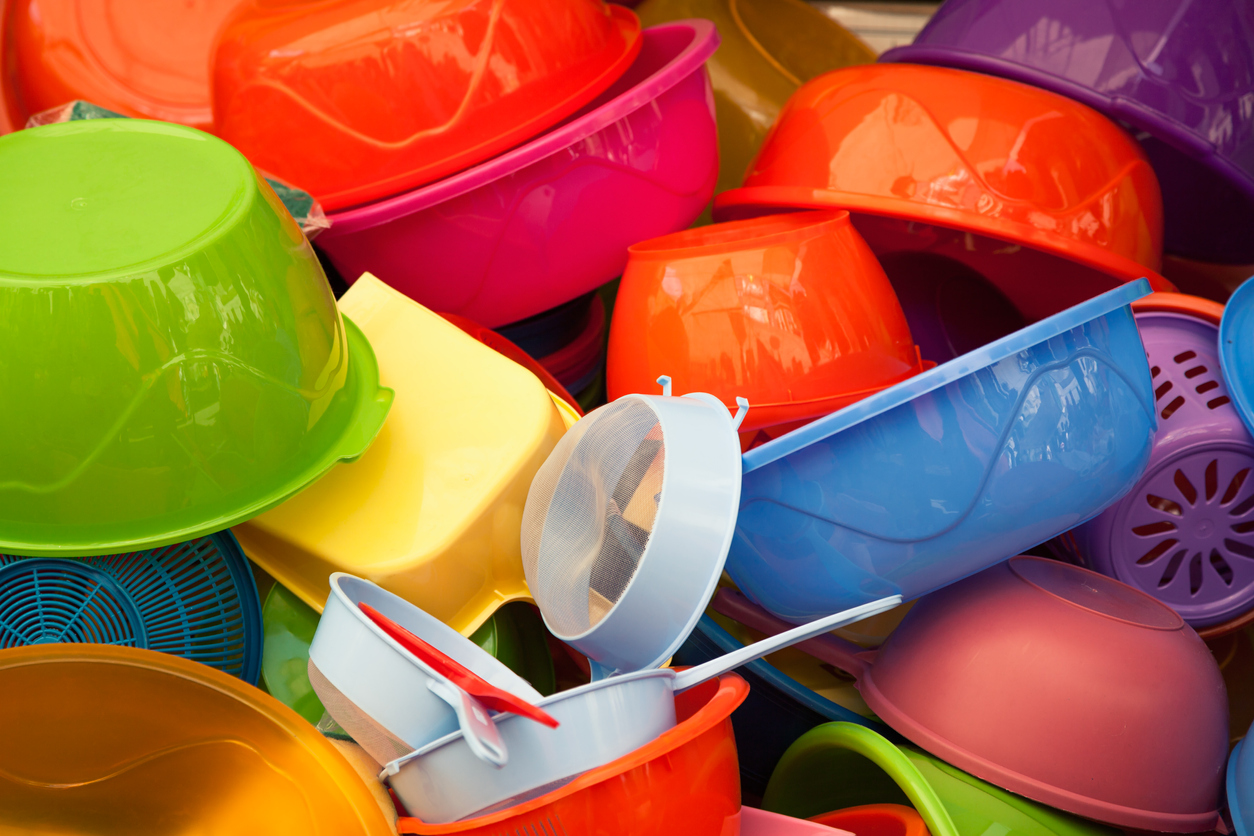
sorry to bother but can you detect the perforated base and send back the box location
[0,534,262,681]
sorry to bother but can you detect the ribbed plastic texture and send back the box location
[0,533,262,682]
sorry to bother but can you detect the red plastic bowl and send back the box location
[394,674,747,836]
[213,0,641,211]
[7,0,244,129]
[714,64,1174,342]
[853,557,1227,832]
[608,211,926,438]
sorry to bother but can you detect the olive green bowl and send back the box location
[0,119,392,555]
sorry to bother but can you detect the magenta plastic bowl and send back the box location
[315,20,719,328]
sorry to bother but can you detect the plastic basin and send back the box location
[0,119,392,556]
[728,280,1157,622]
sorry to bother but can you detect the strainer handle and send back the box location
[712,588,875,677]
[671,594,902,692]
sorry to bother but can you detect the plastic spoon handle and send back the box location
[671,594,902,692]
[712,588,874,678]
[426,679,507,768]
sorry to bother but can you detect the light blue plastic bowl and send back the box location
[728,280,1157,622]
[1220,277,1254,441]
[1229,731,1253,836]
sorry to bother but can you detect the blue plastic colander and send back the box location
[0,532,262,682]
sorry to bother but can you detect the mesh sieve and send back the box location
[308,659,413,765]
[521,398,665,639]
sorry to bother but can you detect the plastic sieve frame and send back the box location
[533,388,745,676]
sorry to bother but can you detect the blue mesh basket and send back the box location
[0,532,262,682]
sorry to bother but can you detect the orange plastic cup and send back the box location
[715,64,1173,329]
[6,0,245,129]
[608,211,926,440]
[395,674,748,836]
[213,0,642,211]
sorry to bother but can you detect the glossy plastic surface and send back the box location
[394,675,746,835]
[742,806,853,836]
[1221,279,1254,442]
[0,532,262,682]
[881,0,1254,264]
[635,0,874,194]
[262,582,327,723]
[0,644,396,835]
[7,0,243,129]
[0,120,392,556]
[765,722,1121,836]
[1072,296,1254,627]
[810,805,930,836]
[850,557,1227,832]
[728,281,1156,622]
[714,64,1172,324]
[235,274,565,632]
[316,20,718,326]
[213,0,641,211]
[440,311,583,415]
[673,612,885,800]
[1231,724,1254,836]
[609,211,925,437]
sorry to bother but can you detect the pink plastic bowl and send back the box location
[316,20,719,328]
[848,557,1228,832]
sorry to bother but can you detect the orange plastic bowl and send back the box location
[213,0,642,211]
[714,64,1173,333]
[0,644,396,835]
[812,804,931,836]
[395,673,748,836]
[6,0,245,129]
[608,211,926,438]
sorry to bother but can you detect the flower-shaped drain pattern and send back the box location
[1123,454,1254,609]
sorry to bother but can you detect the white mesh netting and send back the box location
[521,398,665,639]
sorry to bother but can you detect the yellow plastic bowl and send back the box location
[636,0,875,195]
[0,644,395,835]
[234,274,569,634]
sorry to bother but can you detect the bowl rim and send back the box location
[323,19,720,235]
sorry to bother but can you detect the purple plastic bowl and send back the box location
[1073,308,1254,627]
[316,20,719,328]
[880,0,1254,265]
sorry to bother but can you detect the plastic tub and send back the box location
[1069,293,1254,628]
[315,20,719,327]
[233,274,568,633]
[213,0,641,211]
[393,675,746,835]
[728,280,1156,623]
[673,613,886,801]
[880,0,1254,266]
[609,211,926,440]
[6,0,243,129]
[0,119,392,556]
[714,64,1173,344]
[1220,279,1254,442]
[635,0,875,194]
[766,722,1122,836]
[0,644,396,835]
[0,532,262,682]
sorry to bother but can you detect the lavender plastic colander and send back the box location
[1073,309,1254,627]
[880,0,1254,265]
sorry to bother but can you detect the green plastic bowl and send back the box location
[764,723,1122,836]
[0,119,392,555]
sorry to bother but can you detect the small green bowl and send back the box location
[765,723,1122,836]
[0,119,392,555]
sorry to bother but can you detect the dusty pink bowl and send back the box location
[316,20,719,328]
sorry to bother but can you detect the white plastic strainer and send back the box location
[521,378,747,675]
